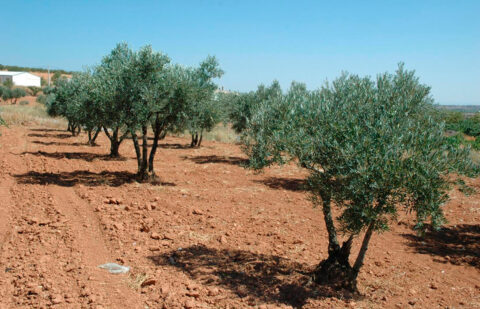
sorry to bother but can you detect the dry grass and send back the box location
[203,124,239,144]
[127,273,149,290]
[470,149,480,164]
[174,124,239,144]
[0,104,67,128]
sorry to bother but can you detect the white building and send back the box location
[0,71,41,87]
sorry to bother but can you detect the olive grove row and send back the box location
[45,43,225,181]
[44,44,478,291]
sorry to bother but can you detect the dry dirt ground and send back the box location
[0,125,479,309]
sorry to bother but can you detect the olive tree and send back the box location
[70,71,103,145]
[46,78,83,135]
[184,56,224,147]
[2,88,27,104]
[228,81,282,133]
[242,65,476,291]
[94,43,138,156]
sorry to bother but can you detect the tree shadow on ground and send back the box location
[31,140,99,147]
[14,170,176,187]
[157,143,191,149]
[28,133,73,139]
[29,128,66,133]
[255,177,308,192]
[21,151,125,162]
[182,155,248,166]
[149,245,354,308]
[403,224,480,269]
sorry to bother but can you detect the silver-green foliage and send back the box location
[242,64,476,284]
[184,56,224,147]
[228,81,282,134]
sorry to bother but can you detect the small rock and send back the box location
[163,233,175,240]
[218,235,227,244]
[160,285,170,295]
[186,283,198,290]
[184,300,195,309]
[151,232,161,240]
[186,291,200,298]
[88,295,97,303]
[207,287,219,296]
[236,286,248,297]
[51,294,63,304]
[430,283,438,290]
[192,209,203,215]
[113,223,122,230]
[141,278,157,287]
[28,285,42,295]
[28,217,38,225]
[408,300,416,306]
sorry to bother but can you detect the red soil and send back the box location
[0,125,479,309]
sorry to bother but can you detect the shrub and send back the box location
[36,94,47,104]
[19,100,29,106]
[28,86,42,96]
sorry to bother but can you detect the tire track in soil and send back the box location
[48,185,144,309]
[0,127,144,309]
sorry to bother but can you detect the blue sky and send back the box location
[2,0,479,104]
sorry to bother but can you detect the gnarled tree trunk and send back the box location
[87,127,101,146]
[311,195,376,292]
[131,114,165,182]
[103,126,128,157]
[190,130,203,148]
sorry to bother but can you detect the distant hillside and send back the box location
[437,105,480,114]
[0,64,74,75]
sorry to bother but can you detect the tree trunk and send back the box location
[133,116,164,183]
[110,140,120,157]
[190,132,198,147]
[91,128,100,145]
[197,130,203,147]
[135,126,153,182]
[70,124,77,136]
[131,130,142,172]
[104,127,122,157]
[148,117,162,177]
[87,128,100,146]
[312,195,358,291]
[88,129,92,144]
[352,223,375,276]
[190,130,203,148]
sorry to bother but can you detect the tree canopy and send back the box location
[241,64,477,290]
